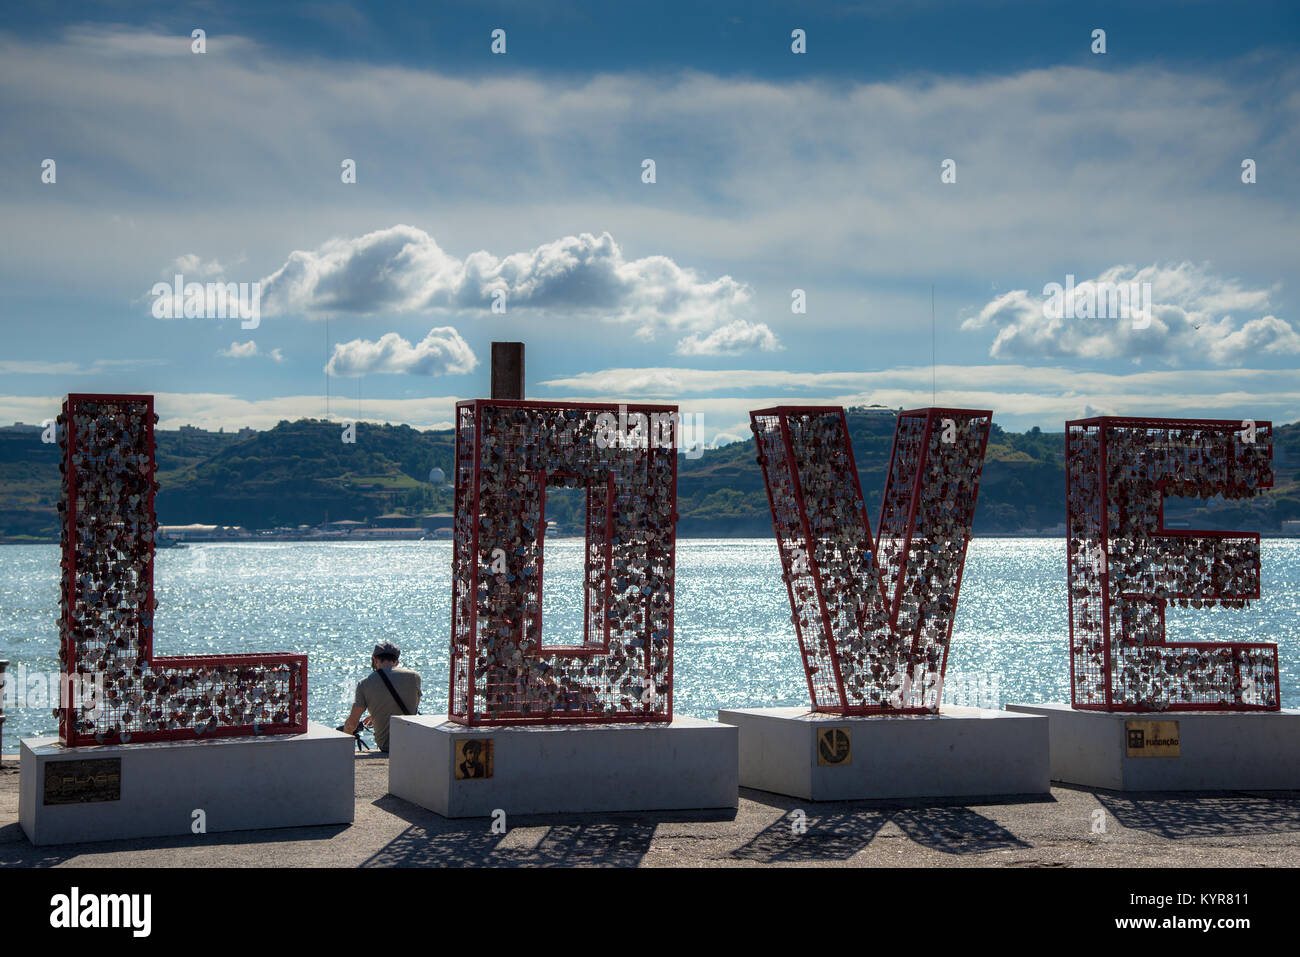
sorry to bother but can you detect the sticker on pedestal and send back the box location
[1125,721,1181,758]
[817,727,851,766]
[455,739,494,779]
[44,758,121,805]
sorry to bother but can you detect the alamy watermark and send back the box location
[1042,274,1151,329]
[887,666,1000,709]
[942,671,1001,709]
[594,405,706,459]
[50,887,151,937]
[3,666,104,716]
[151,274,261,329]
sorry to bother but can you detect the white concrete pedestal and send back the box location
[717,706,1050,801]
[20,722,355,845]
[1007,703,1300,790]
[388,715,738,817]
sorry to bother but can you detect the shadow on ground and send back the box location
[362,795,736,867]
[730,809,890,862]
[728,788,1043,862]
[1092,789,1300,840]
[0,820,349,867]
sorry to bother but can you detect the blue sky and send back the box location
[1,0,1298,444]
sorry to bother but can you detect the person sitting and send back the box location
[341,641,422,753]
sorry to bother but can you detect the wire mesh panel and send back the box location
[448,399,677,725]
[57,394,307,746]
[751,406,992,715]
[751,409,847,709]
[1066,415,1278,712]
[448,403,478,722]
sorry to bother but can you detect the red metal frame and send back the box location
[448,399,677,725]
[750,405,992,715]
[779,412,850,709]
[528,470,614,656]
[1065,415,1278,712]
[57,394,307,747]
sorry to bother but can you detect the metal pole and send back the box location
[0,660,7,762]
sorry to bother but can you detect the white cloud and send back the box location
[0,360,86,375]
[60,25,234,58]
[218,341,282,362]
[3,30,1298,300]
[544,363,1300,402]
[0,393,462,434]
[675,320,782,356]
[0,359,167,375]
[538,363,1300,434]
[171,254,229,279]
[2,359,1297,444]
[962,263,1299,366]
[1206,315,1300,364]
[2,28,1299,440]
[260,225,754,342]
[325,326,477,377]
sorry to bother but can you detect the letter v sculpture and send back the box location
[750,406,992,714]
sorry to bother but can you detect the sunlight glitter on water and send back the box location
[1,539,1296,742]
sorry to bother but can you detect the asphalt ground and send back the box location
[2,752,1299,867]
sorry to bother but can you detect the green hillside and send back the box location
[1,410,1297,541]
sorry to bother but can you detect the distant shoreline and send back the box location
[5,533,1300,545]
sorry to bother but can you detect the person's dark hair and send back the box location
[372,641,400,663]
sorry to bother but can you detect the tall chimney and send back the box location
[490,342,525,400]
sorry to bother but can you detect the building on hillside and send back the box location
[157,524,250,541]
[321,519,366,534]
[421,512,454,532]
[349,527,426,540]
[372,513,416,529]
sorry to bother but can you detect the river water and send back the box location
[1,539,1296,743]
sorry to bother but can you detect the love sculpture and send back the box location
[56,394,307,746]
[448,399,678,725]
[1065,416,1278,711]
[750,406,992,714]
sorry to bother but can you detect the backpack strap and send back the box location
[376,668,412,714]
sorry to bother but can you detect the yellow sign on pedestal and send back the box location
[816,727,852,766]
[1124,720,1181,758]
